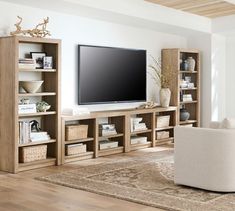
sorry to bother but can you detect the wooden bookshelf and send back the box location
[0,36,61,173]
[61,107,177,164]
[162,48,200,127]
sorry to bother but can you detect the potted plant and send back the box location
[148,55,172,108]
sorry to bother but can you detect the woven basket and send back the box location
[65,124,88,141]
[156,131,170,140]
[19,145,47,163]
[156,115,170,128]
[66,144,87,156]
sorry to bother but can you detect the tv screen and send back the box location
[78,45,146,104]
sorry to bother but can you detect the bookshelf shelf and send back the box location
[19,111,56,118]
[180,120,197,125]
[155,137,174,145]
[65,137,94,145]
[19,68,56,72]
[18,92,56,97]
[131,129,152,135]
[98,146,124,157]
[65,152,94,163]
[179,71,198,74]
[155,126,174,131]
[180,88,197,91]
[180,101,198,105]
[18,139,56,147]
[98,133,124,140]
[18,157,56,172]
[130,141,151,151]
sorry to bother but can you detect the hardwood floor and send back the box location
[0,146,172,211]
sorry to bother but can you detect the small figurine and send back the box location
[30,120,41,132]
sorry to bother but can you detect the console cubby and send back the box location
[62,118,95,163]
[61,107,177,164]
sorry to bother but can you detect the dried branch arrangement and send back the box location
[10,16,51,38]
[148,55,174,88]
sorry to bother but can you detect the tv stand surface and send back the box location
[61,106,177,164]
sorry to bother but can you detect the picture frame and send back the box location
[30,52,46,69]
[43,56,53,69]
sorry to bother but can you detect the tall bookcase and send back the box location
[161,48,200,127]
[0,36,61,173]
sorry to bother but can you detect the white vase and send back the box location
[160,88,171,108]
[186,57,196,71]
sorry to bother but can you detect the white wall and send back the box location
[225,36,235,118]
[0,1,187,111]
[187,34,212,127]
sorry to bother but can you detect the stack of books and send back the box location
[19,121,31,144]
[99,123,117,136]
[19,121,51,144]
[130,136,147,145]
[18,58,36,69]
[182,94,193,102]
[30,131,51,142]
[130,117,147,132]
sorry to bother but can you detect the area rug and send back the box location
[37,150,235,211]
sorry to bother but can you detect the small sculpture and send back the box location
[30,120,41,132]
[10,16,51,38]
[36,101,51,112]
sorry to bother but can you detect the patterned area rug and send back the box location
[37,150,235,211]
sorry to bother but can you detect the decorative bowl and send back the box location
[36,101,51,112]
[19,80,44,93]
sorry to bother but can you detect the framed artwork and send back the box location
[43,56,53,69]
[30,52,46,69]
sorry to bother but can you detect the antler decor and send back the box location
[10,16,51,38]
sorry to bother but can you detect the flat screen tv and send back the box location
[78,45,146,105]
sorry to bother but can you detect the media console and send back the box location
[61,106,177,164]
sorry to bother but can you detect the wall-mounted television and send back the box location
[78,45,146,105]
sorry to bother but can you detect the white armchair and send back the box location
[174,126,235,192]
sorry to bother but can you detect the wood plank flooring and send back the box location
[0,146,172,211]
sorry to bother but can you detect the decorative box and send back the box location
[65,124,88,141]
[130,136,147,144]
[156,115,170,128]
[19,145,47,163]
[65,143,87,156]
[156,131,170,140]
[99,140,118,150]
[18,104,36,114]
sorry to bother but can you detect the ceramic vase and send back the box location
[187,57,196,71]
[180,108,190,121]
[160,88,171,108]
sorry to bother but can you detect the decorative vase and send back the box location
[160,88,171,108]
[181,60,188,71]
[186,57,196,71]
[180,108,190,121]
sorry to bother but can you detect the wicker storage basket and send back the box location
[65,124,88,141]
[156,131,170,140]
[20,145,47,163]
[66,144,87,156]
[156,115,170,128]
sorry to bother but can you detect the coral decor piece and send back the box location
[10,16,51,38]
